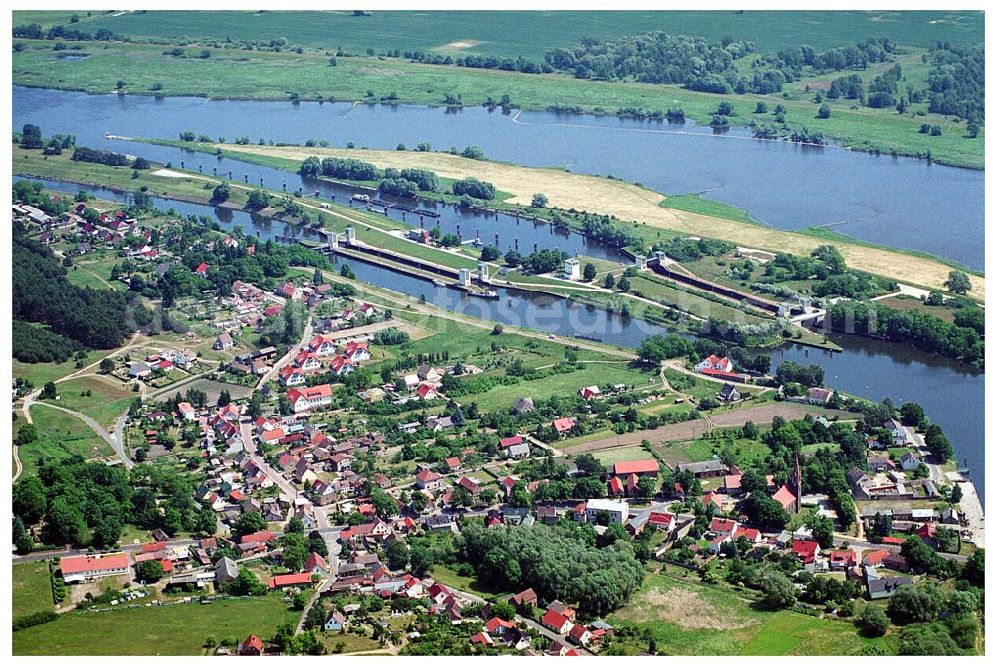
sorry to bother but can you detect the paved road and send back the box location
[239,418,300,501]
[257,318,314,389]
[13,537,200,563]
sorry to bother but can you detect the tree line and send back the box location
[13,222,134,351]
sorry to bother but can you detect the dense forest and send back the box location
[828,300,984,367]
[457,521,646,616]
[926,43,984,124]
[12,458,212,550]
[13,221,135,352]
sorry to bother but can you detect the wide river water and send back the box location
[17,175,985,501]
[13,86,984,269]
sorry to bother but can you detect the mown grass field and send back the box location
[12,349,106,388]
[472,363,654,412]
[12,594,299,656]
[18,406,112,477]
[51,375,135,430]
[610,571,889,655]
[11,36,983,169]
[12,561,55,620]
[16,10,984,59]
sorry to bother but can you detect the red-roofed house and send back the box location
[304,552,328,575]
[791,539,820,564]
[239,634,264,656]
[733,526,762,544]
[194,262,209,277]
[470,631,494,646]
[613,459,659,477]
[268,572,314,590]
[510,588,538,607]
[709,517,738,537]
[696,354,733,373]
[60,552,131,583]
[344,340,371,362]
[608,476,625,497]
[863,550,891,567]
[579,385,601,400]
[415,469,442,490]
[278,365,306,387]
[485,616,515,636]
[541,609,574,635]
[241,530,276,545]
[286,384,333,413]
[551,417,577,435]
[499,435,524,449]
[829,550,857,570]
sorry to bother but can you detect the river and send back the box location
[17,175,984,499]
[12,86,984,270]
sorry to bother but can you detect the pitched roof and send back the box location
[61,552,130,575]
[772,485,797,509]
[613,459,659,476]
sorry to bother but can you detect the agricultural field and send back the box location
[17,406,113,477]
[610,570,890,655]
[18,10,984,60]
[471,363,655,412]
[706,402,858,428]
[12,595,300,656]
[12,348,107,387]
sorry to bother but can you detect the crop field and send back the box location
[611,571,889,655]
[562,419,710,457]
[12,594,299,656]
[18,406,112,477]
[17,10,984,59]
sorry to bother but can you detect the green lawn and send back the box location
[50,375,134,430]
[592,445,653,465]
[659,194,757,224]
[12,350,106,388]
[610,571,889,655]
[13,594,299,656]
[12,561,55,620]
[17,406,113,477]
[473,363,653,411]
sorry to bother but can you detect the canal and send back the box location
[18,175,984,498]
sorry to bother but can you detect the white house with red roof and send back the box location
[541,609,574,635]
[194,262,210,277]
[308,334,339,356]
[696,354,733,373]
[330,356,355,376]
[294,350,323,372]
[415,469,443,490]
[278,365,307,387]
[343,340,371,362]
[791,539,820,564]
[579,385,602,400]
[708,517,739,537]
[287,385,333,413]
[60,552,131,583]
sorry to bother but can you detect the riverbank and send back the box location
[171,141,984,301]
[11,38,984,170]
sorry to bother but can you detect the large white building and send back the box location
[585,498,629,525]
[60,552,132,583]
